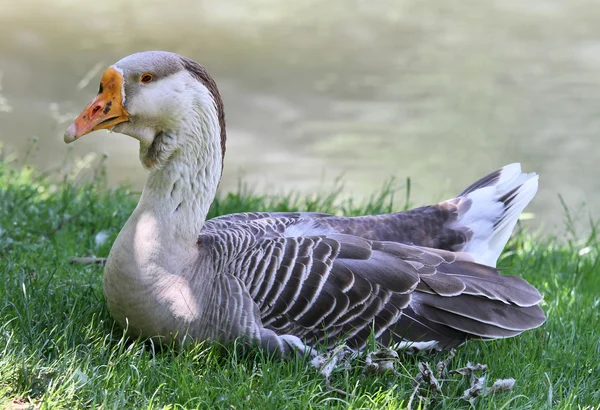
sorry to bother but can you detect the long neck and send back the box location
[143,144,221,239]
[135,110,223,250]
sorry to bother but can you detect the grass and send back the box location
[0,151,599,409]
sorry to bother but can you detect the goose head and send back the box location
[64,51,226,171]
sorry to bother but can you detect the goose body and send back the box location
[65,51,545,355]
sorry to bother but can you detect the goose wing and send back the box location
[206,207,467,250]
[200,217,545,352]
[205,163,539,268]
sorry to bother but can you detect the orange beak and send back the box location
[64,67,130,143]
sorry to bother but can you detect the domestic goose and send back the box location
[64,51,545,355]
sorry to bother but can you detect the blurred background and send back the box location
[1,0,599,234]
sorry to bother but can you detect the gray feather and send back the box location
[195,165,545,354]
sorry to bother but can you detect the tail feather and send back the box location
[390,164,543,351]
[445,163,538,267]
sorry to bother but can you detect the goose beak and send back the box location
[64,67,129,143]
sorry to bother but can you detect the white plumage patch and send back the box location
[450,163,538,267]
[111,65,126,105]
[393,340,439,352]
[284,220,334,237]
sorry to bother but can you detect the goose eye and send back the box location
[140,73,153,84]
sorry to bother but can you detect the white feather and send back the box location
[111,65,126,105]
[284,220,332,237]
[393,340,439,351]
[451,163,538,267]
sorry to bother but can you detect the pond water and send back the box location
[1,0,599,235]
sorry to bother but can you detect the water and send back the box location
[1,0,599,234]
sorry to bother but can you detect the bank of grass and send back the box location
[0,156,599,410]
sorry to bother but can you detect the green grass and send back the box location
[0,155,599,409]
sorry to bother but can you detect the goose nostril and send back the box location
[91,104,102,117]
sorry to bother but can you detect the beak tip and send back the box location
[64,123,78,144]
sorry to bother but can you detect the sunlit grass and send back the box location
[0,154,599,409]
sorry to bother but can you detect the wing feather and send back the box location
[199,213,544,352]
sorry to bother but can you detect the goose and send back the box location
[64,51,545,355]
